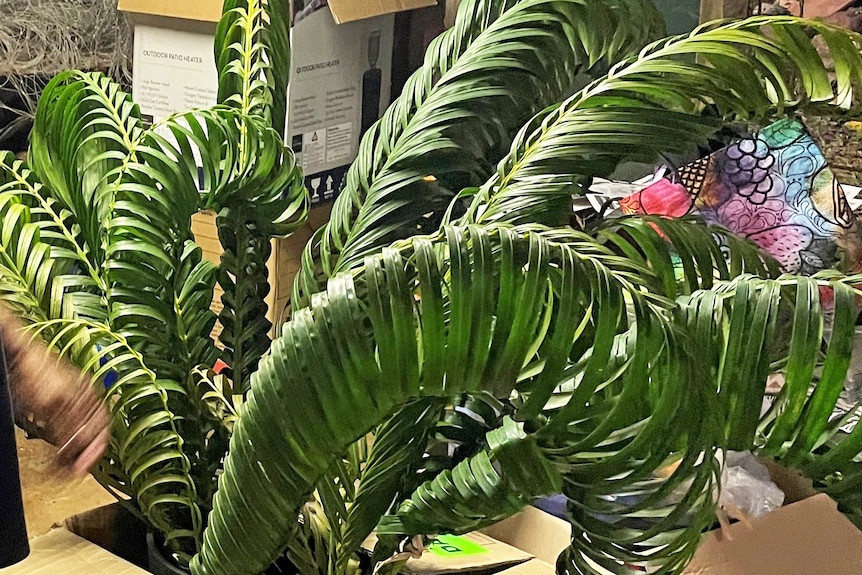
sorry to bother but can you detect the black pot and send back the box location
[146,532,189,575]
[146,531,303,575]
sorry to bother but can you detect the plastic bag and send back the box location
[719,451,785,519]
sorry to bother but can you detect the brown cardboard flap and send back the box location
[117,0,223,22]
[119,0,434,24]
[328,0,436,24]
[497,559,556,575]
[2,529,150,574]
[481,507,571,566]
[682,494,862,575]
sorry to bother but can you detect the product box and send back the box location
[119,0,434,202]
[1,528,150,575]
[117,0,432,331]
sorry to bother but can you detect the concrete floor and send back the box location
[15,428,116,538]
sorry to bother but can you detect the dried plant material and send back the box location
[0,0,132,143]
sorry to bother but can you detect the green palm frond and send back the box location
[374,277,860,575]
[594,216,780,298]
[292,0,666,307]
[105,111,225,379]
[214,0,308,389]
[194,216,862,575]
[377,417,562,539]
[0,152,103,326]
[336,398,447,568]
[205,112,307,391]
[542,273,860,574]
[681,275,862,504]
[216,0,291,134]
[28,71,145,270]
[462,17,862,227]
[191,224,673,575]
[103,106,304,389]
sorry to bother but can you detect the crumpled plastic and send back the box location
[719,451,785,519]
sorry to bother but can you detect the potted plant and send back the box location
[1,1,862,575]
[2,0,305,568]
[196,4,862,575]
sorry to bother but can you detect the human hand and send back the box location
[1,310,109,477]
[10,346,110,477]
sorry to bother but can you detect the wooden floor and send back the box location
[14,429,115,538]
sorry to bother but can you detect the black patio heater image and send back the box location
[360,30,382,138]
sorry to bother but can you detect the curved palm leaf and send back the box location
[377,417,563,538]
[335,215,773,571]
[462,17,862,227]
[191,224,677,575]
[213,0,306,391]
[105,106,303,389]
[105,110,225,380]
[216,0,291,134]
[28,71,145,271]
[205,113,307,392]
[549,273,858,573]
[367,273,862,574]
[593,216,780,298]
[336,398,447,567]
[291,0,666,307]
[0,152,104,327]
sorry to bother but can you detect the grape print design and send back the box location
[719,137,775,205]
[621,119,862,275]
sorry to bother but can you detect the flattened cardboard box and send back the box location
[361,507,571,575]
[2,528,150,575]
[361,531,531,575]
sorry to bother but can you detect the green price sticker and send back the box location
[428,535,489,557]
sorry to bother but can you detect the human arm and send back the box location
[0,305,109,477]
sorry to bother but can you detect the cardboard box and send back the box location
[118,0,436,25]
[119,0,433,203]
[682,493,862,574]
[481,506,572,566]
[483,506,571,575]
[361,506,571,575]
[679,460,862,575]
[1,528,150,575]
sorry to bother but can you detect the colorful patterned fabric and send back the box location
[619,119,862,274]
